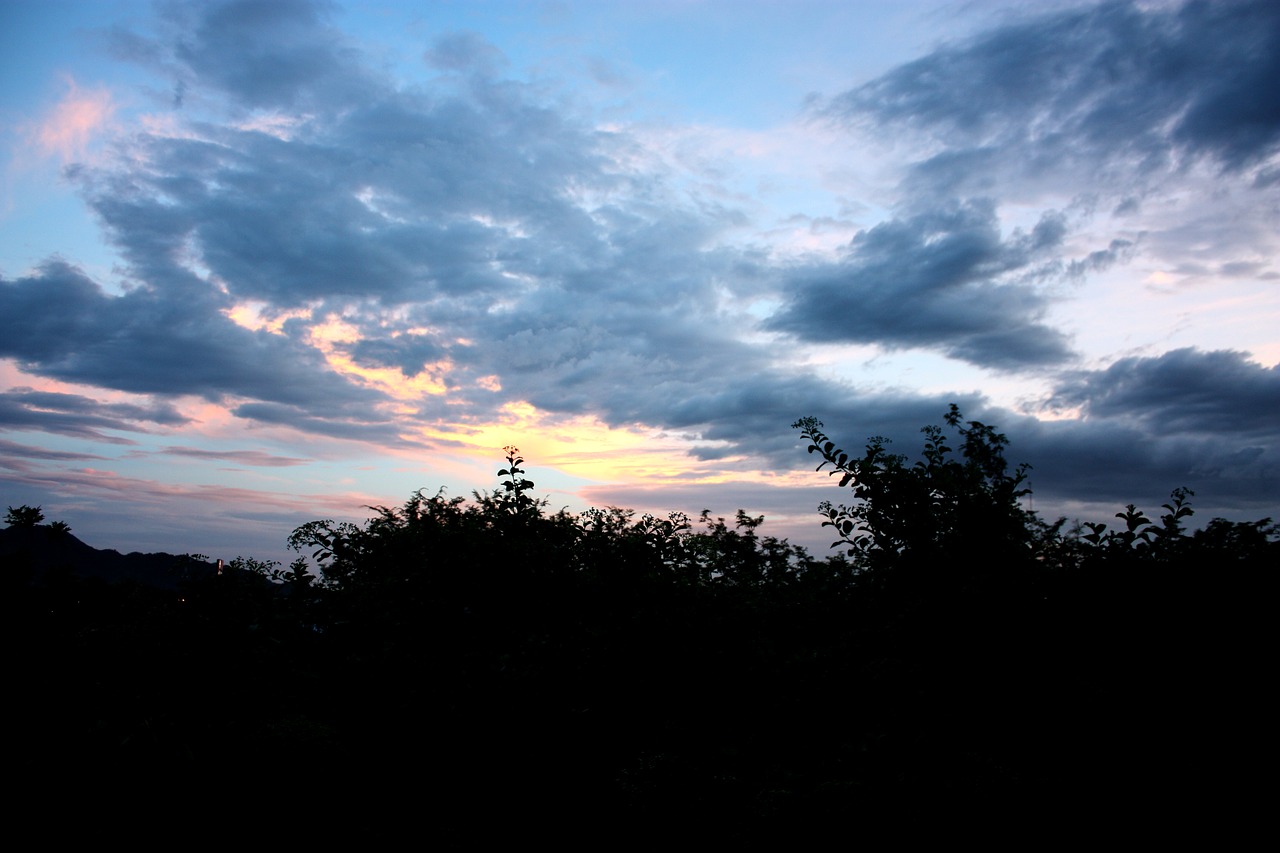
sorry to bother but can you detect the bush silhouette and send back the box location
[6,409,1273,838]
[794,405,1036,566]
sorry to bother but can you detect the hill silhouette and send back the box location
[0,524,220,590]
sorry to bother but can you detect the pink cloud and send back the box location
[28,76,117,163]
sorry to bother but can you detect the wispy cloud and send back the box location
[0,385,186,443]
[0,437,109,463]
[155,446,312,467]
[22,75,117,164]
[820,0,1280,183]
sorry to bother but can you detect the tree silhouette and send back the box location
[5,504,44,527]
[793,405,1036,569]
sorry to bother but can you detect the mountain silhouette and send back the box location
[0,524,218,590]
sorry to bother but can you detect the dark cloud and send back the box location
[0,386,187,443]
[229,402,404,443]
[109,0,377,113]
[1010,418,1278,523]
[2,387,188,426]
[823,0,1280,182]
[1066,238,1136,278]
[0,261,385,421]
[0,437,109,463]
[767,200,1075,369]
[1047,348,1280,437]
[74,51,616,314]
[344,334,450,377]
[156,446,312,467]
[73,129,516,308]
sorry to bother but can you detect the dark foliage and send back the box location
[5,421,1273,841]
[5,503,44,527]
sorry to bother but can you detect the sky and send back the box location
[1,0,1278,565]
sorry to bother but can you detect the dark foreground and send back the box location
[5,423,1273,843]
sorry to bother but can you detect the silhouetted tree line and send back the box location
[5,412,1273,841]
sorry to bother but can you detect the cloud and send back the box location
[1066,238,1137,278]
[821,0,1280,184]
[766,200,1076,369]
[229,401,403,442]
[0,386,187,443]
[23,76,117,164]
[344,334,449,377]
[424,31,509,77]
[1047,348,1280,437]
[0,437,109,463]
[69,71,616,314]
[1012,418,1278,521]
[0,261,388,428]
[965,350,1280,516]
[156,446,312,467]
[115,0,378,113]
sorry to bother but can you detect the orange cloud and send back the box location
[301,314,454,399]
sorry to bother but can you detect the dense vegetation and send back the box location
[6,410,1273,840]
